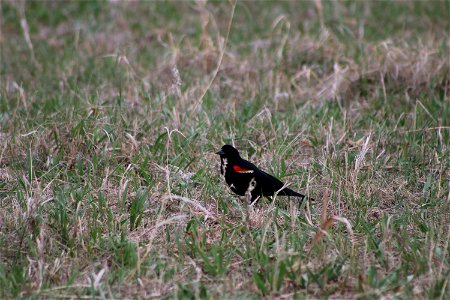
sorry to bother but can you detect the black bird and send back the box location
[216,144,310,205]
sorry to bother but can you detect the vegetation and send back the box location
[1,0,448,298]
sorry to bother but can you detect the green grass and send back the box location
[1,0,449,298]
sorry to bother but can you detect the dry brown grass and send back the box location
[1,0,449,298]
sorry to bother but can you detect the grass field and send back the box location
[1,0,449,298]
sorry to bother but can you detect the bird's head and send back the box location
[216,144,240,160]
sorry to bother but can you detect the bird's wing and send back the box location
[236,159,260,172]
[258,170,285,189]
[239,159,306,198]
[240,159,285,188]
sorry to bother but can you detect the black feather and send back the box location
[217,145,313,203]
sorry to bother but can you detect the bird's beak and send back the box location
[216,149,225,155]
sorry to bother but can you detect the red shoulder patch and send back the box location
[233,165,254,173]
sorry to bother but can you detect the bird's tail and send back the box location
[281,188,314,201]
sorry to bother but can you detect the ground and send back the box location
[0,1,449,299]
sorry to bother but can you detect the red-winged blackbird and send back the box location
[216,144,310,205]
